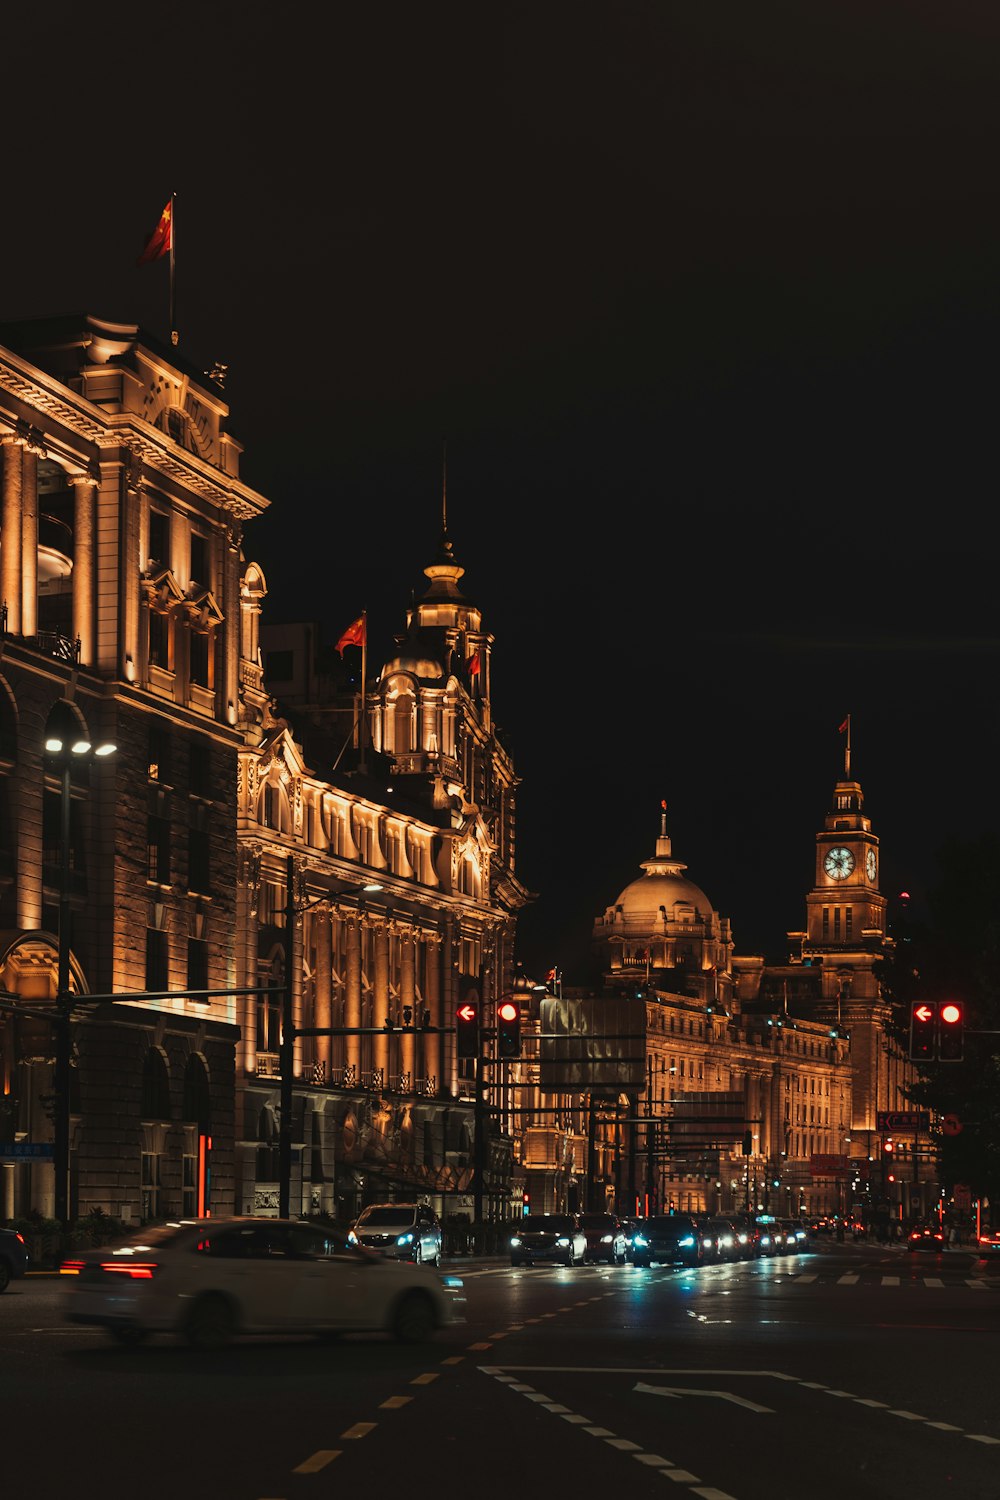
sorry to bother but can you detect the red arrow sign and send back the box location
[914,1004,934,1022]
[456,1003,478,1023]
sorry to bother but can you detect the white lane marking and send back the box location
[794,1274,818,1283]
[635,1382,772,1413]
[837,1274,859,1284]
[660,1470,701,1484]
[824,1390,856,1399]
[606,1438,642,1450]
[967,1434,1000,1445]
[967,1279,989,1289]
[634,1454,674,1467]
[561,1414,590,1423]
[583,1427,615,1437]
[882,1276,900,1286]
[854,1399,889,1408]
[888,1410,926,1421]
[691,1489,740,1500]
[925,1422,962,1431]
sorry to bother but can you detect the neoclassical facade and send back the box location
[0,314,267,1225]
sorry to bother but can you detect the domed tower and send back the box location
[592,802,735,1008]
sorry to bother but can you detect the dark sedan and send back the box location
[0,1226,29,1292]
[630,1213,704,1268]
[509,1214,587,1267]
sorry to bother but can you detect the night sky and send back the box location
[5,4,1000,981]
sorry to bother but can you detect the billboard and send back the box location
[538,997,646,1094]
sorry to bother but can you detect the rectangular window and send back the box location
[148,509,169,571]
[190,629,211,688]
[141,1151,162,1220]
[149,609,170,669]
[146,927,168,993]
[189,740,211,799]
[822,907,829,939]
[845,906,853,939]
[188,807,211,893]
[189,532,210,591]
[187,935,209,999]
[834,908,841,939]
[149,722,172,783]
[182,1154,197,1217]
[147,815,171,884]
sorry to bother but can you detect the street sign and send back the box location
[0,1141,53,1160]
[954,1183,972,1209]
[809,1153,851,1176]
[876,1110,930,1133]
[942,1114,963,1137]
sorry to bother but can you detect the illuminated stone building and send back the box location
[0,315,267,1226]
[237,519,530,1221]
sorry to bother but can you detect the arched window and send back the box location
[141,1047,171,1120]
[183,1053,211,1130]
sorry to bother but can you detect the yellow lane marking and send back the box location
[379,1397,412,1409]
[441,1356,464,1365]
[489,1331,509,1339]
[292,1450,341,1473]
[411,1373,439,1385]
[341,1423,377,1439]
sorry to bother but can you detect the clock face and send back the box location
[866,848,877,882]
[824,846,855,880]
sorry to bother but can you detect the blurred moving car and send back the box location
[579,1212,627,1265]
[700,1216,740,1263]
[0,1226,29,1291]
[754,1216,783,1255]
[509,1214,587,1267]
[728,1213,763,1259]
[621,1218,646,1261]
[630,1213,704,1268]
[976,1227,1000,1257]
[348,1203,442,1265]
[907,1223,945,1253]
[61,1217,464,1349]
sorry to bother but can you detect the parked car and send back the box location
[60,1217,465,1349]
[509,1214,587,1267]
[976,1227,1000,1258]
[630,1213,704,1268]
[0,1226,29,1291]
[579,1212,627,1265]
[348,1203,442,1265]
[907,1223,945,1253]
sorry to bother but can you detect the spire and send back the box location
[839,714,851,779]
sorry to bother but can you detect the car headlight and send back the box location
[397,1232,415,1246]
[510,1236,522,1248]
[556,1237,570,1247]
[601,1234,612,1244]
[347,1230,359,1245]
[679,1236,695,1248]
[634,1234,648,1247]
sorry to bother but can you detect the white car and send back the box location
[348,1203,443,1265]
[60,1217,464,1350]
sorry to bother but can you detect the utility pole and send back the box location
[473,1051,486,1250]
[278,854,295,1219]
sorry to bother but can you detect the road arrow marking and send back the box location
[634,1381,773,1412]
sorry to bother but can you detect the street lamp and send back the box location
[44,730,116,1231]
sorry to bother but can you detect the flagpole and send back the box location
[169,190,178,346]
[845,714,851,780]
[359,609,368,774]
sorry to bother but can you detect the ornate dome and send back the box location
[381,627,447,682]
[608,806,716,927]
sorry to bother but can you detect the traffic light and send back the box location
[455,1001,479,1059]
[497,999,521,1058]
[938,1001,964,1062]
[909,1001,937,1061]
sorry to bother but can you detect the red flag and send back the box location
[838,717,849,733]
[335,613,366,656]
[467,649,481,677]
[137,199,173,267]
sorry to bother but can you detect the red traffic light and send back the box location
[939,1000,964,1061]
[914,1004,934,1024]
[497,998,521,1058]
[909,1000,937,1061]
[497,1001,519,1023]
[455,1001,480,1059]
[457,1003,478,1024]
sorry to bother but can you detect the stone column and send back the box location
[373,920,390,1080]
[401,929,416,1086]
[314,906,333,1081]
[344,910,362,1074]
[70,474,97,665]
[20,446,38,638]
[425,934,441,1094]
[1,434,23,634]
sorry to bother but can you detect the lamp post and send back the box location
[45,730,116,1232]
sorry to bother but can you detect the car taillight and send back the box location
[60,1259,86,1276]
[15,1231,25,1247]
[100,1261,159,1279]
